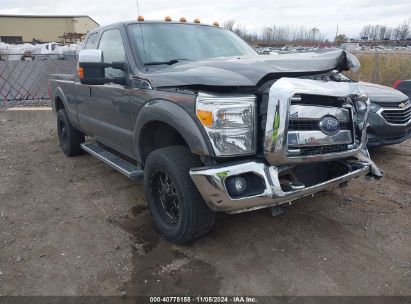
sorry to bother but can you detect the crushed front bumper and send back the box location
[190,151,381,213]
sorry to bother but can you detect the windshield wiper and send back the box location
[144,59,193,66]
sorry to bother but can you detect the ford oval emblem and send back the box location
[318,116,341,136]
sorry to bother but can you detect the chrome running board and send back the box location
[81,143,144,180]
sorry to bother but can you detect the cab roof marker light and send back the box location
[165,16,172,22]
[193,18,201,23]
[180,17,187,22]
[137,16,144,21]
[213,21,219,27]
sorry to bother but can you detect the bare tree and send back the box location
[378,26,387,40]
[392,25,401,40]
[398,19,410,39]
[369,25,380,40]
[223,20,235,31]
[384,27,392,40]
[310,28,320,41]
[335,34,348,45]
[222,20,328,44]
[359,19,410,40]
[360,25,371,39]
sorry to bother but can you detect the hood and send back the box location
[144,49,352,88]
[359,81,409,104]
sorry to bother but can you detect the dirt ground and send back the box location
[0,117,410,296]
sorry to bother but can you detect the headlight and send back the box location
[352,94,369,125]
[196,93,256,156]
[352,94,370,132]
[355,94,369,112]
[356,100,368,112]
[369,103,380,112]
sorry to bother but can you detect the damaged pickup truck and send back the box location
[49,20,382,244]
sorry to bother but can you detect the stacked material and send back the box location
[0,42,81,60]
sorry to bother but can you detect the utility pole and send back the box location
[335,25,339,42]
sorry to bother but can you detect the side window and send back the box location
[98,29,127,78]
[84,33,98,49]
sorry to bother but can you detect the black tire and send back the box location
[57,109,85,156]
[144,146,215,244]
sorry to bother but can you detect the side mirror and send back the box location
[78,49,128,85]
[79,49,103,63]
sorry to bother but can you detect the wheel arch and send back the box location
[52,86,68,113]
[133,99,213,165]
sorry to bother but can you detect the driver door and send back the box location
[87,28,133,157]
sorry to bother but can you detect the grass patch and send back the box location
[345,52,411,87]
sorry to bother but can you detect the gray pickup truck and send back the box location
[49,20,382,244]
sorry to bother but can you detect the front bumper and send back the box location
[367,110,411,146]
[190,151,379,213]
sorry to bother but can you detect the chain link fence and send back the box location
[0,57,76,111]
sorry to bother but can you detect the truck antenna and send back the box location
[136,0,142,16]
[135,0,148,71]
[136,0,148,72]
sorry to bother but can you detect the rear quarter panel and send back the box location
[49,74,79,127]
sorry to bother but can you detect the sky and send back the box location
[0,0,410,39]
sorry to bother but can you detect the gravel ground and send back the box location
[0,117,410,296]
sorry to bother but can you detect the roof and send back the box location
[97,20,218,30]
[95,20,215,25]
[0,14,99,25]
[124,20,215,26]
[86,20,217,36]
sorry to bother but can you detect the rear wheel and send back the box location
[144,146,215,244]
[57,109,85,156]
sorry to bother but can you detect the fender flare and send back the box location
[52,86,69,113]
[132,99,214,163]
[52,85,81,128]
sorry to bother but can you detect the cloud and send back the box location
[0,0,410,38]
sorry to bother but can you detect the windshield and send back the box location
[127,23,256,65]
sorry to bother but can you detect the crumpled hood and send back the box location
[359,81,409,103]
[144,49,351,88]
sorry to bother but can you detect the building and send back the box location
[0,15,99,44]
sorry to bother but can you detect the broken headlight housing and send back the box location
[353,93,370,125]
[196,93,256,156]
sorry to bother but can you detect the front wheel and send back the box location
[144,146,215,244]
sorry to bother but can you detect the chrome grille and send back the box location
[263,78,367,165]
[288,120,351,131]
[291,94,344,107]
[298,144,349,156]
[287,94,354,155]
[381,106,411,125]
